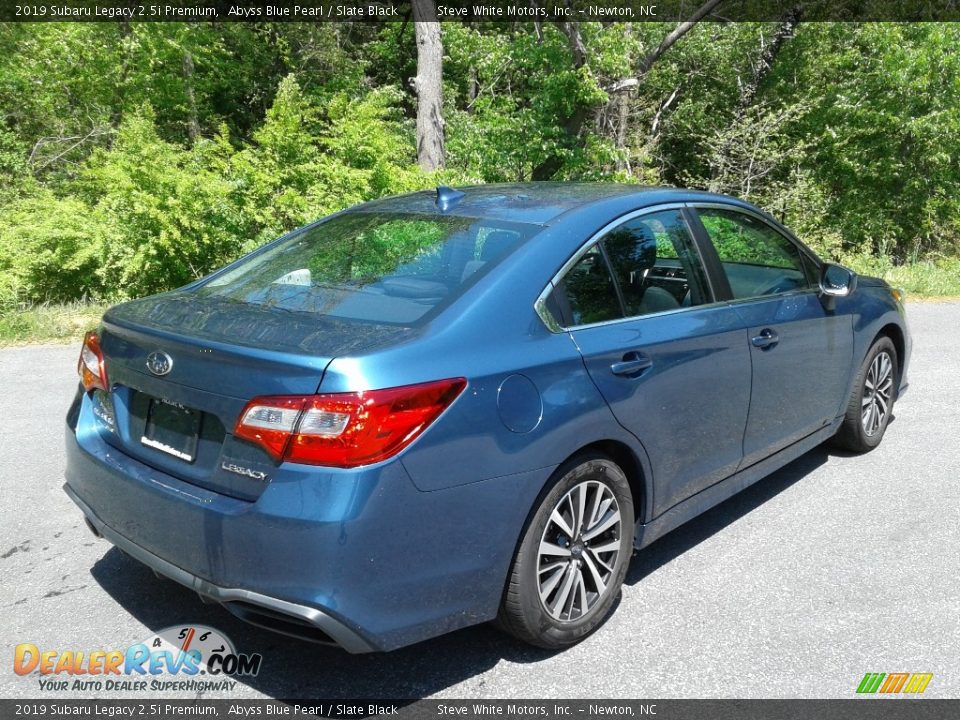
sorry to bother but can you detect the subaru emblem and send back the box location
[146,351,173,376]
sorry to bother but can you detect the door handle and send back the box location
[610,351,653,378]
[751,328,780,349]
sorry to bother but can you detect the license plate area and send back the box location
[141,398,201,462]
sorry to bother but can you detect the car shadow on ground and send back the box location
[90,548,555,699]
[625,445,830,585]
[89,444,836,700]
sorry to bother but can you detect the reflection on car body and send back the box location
[65,183,911,652]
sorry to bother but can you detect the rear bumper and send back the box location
[65,483,374,653]
[64,389,552,652]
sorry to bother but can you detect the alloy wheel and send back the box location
[537,480,622,622]
[862,350,894,437]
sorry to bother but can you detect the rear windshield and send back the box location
[199,212,538,325]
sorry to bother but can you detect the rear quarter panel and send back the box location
[317,216,655,496]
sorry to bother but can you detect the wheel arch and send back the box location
[875,322,905,389]
[580,439,648,524]
[509,438,651,565]
[496,437,650,608]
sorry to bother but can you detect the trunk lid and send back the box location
[94,292,413,500]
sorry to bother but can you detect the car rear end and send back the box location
[64,206,542,651]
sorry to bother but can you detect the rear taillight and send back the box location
[234,378,467,468]
[78,331,109,392]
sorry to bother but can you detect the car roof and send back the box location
[354,183,746,226]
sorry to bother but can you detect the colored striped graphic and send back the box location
[879,673,910,693]
[856,672,933,694]
[903,673,934,694]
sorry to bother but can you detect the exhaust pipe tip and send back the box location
[83,517,102,539]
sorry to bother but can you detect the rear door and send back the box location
[550,207,752,517]
[691,205,854,466]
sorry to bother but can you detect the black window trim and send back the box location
[534,203,722,333]
[597,240,629,320]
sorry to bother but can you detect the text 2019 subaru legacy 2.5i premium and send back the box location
[65,184,911,652]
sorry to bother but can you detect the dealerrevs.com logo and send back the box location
[856,672,934,695]
[14,625,263,693]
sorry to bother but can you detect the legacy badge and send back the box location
[221,462,269,481]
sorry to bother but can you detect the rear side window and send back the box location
[552,245,622,326]
[549,209,710,328]
[697,208,814,300]
[602,210,710,315]
[200,213,537,325]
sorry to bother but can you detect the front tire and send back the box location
[833,336,898,453]
[496,454,634,649]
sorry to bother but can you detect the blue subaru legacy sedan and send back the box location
[65,184,911,652]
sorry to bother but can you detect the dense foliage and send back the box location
[1,20,958,308]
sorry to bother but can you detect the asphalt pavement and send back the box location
[1,302,958,700]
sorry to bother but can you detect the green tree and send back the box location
[81,107,241,296]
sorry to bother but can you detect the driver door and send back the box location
[692,206,855,466]
[552,208,752,517]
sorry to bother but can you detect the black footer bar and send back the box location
[2,699,958,720]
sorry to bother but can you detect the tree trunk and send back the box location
[110,21,133,138]
[710,7,803,184]
[182,48,200,143]
[636,0,725,76]
[411,0,445,171]
[531,22,587,180]
[737,6,803,113]
[614,90,632,172]
[533,0,724,181]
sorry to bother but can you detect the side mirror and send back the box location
[819,263,857,310]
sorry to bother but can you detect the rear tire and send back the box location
[832,336,898,453]
[495,454,634,649]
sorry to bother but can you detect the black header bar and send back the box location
[4,1,960,23]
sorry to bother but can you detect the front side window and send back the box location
[199,213,537,325]
[697,208,815,300]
